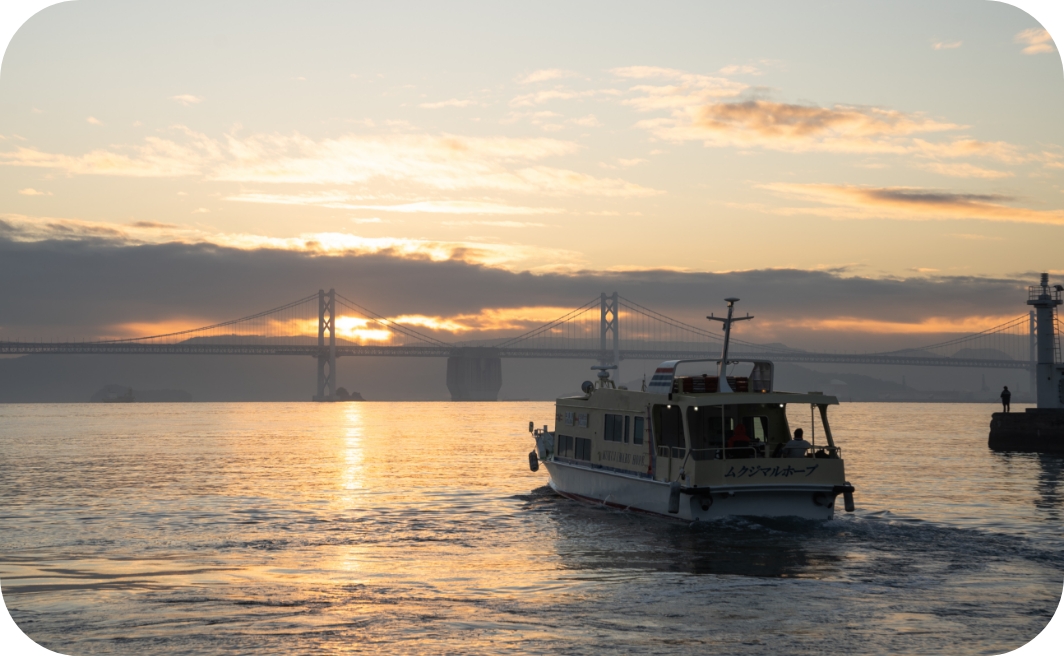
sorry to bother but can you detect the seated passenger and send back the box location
[727,423,751,448]
[782,427,813,458]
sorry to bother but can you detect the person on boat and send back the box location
[1000,386,1011,413]
[727,423,751,448]
[782,428,813,458]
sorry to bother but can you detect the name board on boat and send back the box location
[562,411,588,428]
[599,450,647,467]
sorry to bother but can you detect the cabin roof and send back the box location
[671,391,839,406]
[559,389,839,406]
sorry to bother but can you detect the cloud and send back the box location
[757,183,1064,225]
[638,98,961,154]
[569,114,601,127]
[0,213,581,272]
[718,64,761,75]
[913,161,1014,179]
[518,69,580,84]
[338,201,565,215]
[764,314,1021,335]
[614,66,1058,173]
[130,221,179,229]
[1015,28,1056,55]
[509,88,611,107]
[611,67,979,158]
[18,188,50,196]
[419,99,478,109]
[0,126,220,177]
[86,117,102,125]
[932,41,962,50]
[171,94,204,106]
[0,129,659,196]
[612,66,748,112]
[0,233,1040,350]
[908,138,1029,163]
[440,220,547,228]
[225,193,565,215]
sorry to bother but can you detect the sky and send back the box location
[0,0,1062,350]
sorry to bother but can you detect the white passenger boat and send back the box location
[527,298,856,521]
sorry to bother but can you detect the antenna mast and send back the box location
[706,297,753,393]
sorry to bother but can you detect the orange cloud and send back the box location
[419,98,479,109]
[1015,28,1056,55]
[758,183,1064,225]
[612,66,1056,172]
[518,69,580,84]
[761,314,1025,335]
[913,161,1014,179]
[0,129,659,197]
[508,88,617,107]
[225,194,565,215]
[0,213,584,271]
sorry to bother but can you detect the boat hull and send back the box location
[544,460,838,521]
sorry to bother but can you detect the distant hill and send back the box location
[950,348,1013,360]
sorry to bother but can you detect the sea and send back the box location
[1,402,1061,655]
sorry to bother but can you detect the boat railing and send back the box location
[787,445,843,459]
[689,447,759,460]
[656,445,687,459]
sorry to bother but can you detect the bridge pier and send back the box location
[446,349,502,401]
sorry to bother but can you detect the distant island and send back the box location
[334,387,364,401]
[90,384,193,403]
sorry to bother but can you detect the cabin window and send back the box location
[742,416,769,441]
[624,415,630,443]
[604,414,625,442]
[557,434,573,458]
[632,416,645,445]
[574,437,592,461]
[687,406,735,451]
[653,405,685,456]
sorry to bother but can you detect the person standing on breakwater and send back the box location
[1000,386,1011,413]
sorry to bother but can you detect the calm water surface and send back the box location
[1,402,1061,655]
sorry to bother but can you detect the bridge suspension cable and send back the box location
[493,297,601,349]
[334,293,452,347]
[877,314,1031,361]
[91,294,321,344]
[618,295,803,354]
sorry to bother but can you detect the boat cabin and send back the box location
[552,359,843,487]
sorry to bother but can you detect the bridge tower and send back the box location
[313,288,337,401]
[600,292,619,367]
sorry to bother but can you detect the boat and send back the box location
[526,298,856,521]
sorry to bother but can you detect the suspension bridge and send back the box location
[0,289,1059,401]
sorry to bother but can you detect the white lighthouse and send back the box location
[1026,273,1064,409]
[989,273,1064,452]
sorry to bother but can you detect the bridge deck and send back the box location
[0,342,1032,369]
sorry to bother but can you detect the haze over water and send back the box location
[1,401,1061,654]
